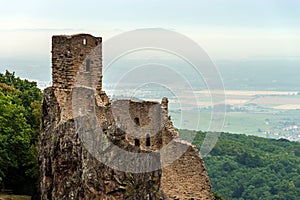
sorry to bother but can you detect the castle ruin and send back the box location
[39,34,214,199]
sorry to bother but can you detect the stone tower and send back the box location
[39,33,215,200]
[52,34,102,91]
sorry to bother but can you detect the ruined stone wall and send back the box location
[111,99,168,151]
[160,139,214,200]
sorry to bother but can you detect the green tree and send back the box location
[0,71,42,195]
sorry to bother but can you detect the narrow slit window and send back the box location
[83,38,87,45]
[146,134,150,147]
[134,117,140,126]
[86,59,91,72]
[134,139,140,147]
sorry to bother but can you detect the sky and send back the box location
[0,0,300,82]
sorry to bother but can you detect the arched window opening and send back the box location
[83,38,87,45]
[134,139,140,147]
[146,134,150,147]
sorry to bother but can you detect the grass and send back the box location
[0,195,31,200]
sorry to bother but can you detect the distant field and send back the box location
[170,111,278,135]
[170,102,300,141]
[109,89,300,141]
[273,104,300,109]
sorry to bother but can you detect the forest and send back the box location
[180,130,300,200]
[0,71,41,195]
[0,71,299,199]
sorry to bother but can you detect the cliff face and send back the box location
[39,88,162,199]
[38,34,214,200]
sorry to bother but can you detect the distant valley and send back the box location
[1,57,300,141]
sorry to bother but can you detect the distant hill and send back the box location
[179,130,300,200]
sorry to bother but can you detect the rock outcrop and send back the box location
[38,34,214,200]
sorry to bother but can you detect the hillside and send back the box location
[179,129,300,200]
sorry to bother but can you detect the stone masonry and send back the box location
[39,34,214,200]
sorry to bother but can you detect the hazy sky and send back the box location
[0,0,300,62]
